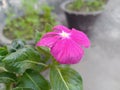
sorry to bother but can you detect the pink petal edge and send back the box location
[71,28,90,48]
[53,25,70,33]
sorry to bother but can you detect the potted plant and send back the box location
[61,0,108,32]
[0,0,57,45]
[0,25,90,90]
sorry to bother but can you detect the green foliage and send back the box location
[7,39,26,53]
[4,0,57,40]
[0,46,8,56]
[0,46,8,63]
[35,31,43,43]
[21,0,40,15]
[14,70,50,90]
[67,0,107,12]
[44,23,53,33]
[50,66,83,90]
[35,24,53,43]
[68,0,83,11]
[0,72,16,84]
[0,39,83,90]
[3,46,41,74]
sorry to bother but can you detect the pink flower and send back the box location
[36,25,90,64]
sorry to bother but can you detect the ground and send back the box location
[0,0,120,90]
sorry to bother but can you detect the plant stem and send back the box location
[0,67,8,72]
[5,83,12,90]
[26,60,48,67]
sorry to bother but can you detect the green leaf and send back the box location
[0,56,5,61]
[50,66,83,90]
[16,70,50,90]
[0,46,8,68]
[13,87,33,90]
[3,46,42,74]
[0,72,16,83]
[0,46,8,56]
[8,39,26,53]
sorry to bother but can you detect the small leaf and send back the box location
[0,72,16,83]
[50,66,83,90]
[8,39,26,53]
[16,70,50,90]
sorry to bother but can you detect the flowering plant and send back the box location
[0,25,90,90]
[67,0,107,12]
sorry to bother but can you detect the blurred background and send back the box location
[0,0,120,90]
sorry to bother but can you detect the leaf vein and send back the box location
[25,72,41,90]
[57,68,70,90]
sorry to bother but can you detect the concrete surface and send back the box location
[0,0,120,90]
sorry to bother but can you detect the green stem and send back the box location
[0,67,8,72]
[5,83,12,90]
[26,60,48,67]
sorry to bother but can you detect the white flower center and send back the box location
[60,31,70,38]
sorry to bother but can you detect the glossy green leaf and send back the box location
[0,72,16,83]
[3,46,42,74]
[50,66,83,90]
[3,47,39,70]
[16,70,50,90]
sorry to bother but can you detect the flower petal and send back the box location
[36,32,60,48]
[71,28,90,48]
[51,39,84,64]
[53,25,70,33]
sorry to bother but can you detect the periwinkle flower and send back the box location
[36,25,90,64]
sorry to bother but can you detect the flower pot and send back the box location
[0,13,58,46]
[0,24,12,45]
[0,24,34,46]
[0,15,37,45]
[61,0,108,32]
